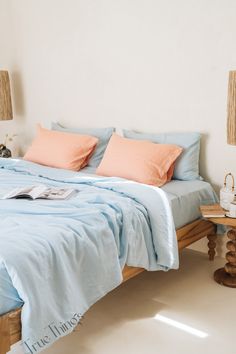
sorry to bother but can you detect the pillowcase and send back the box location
[24,124,98,171]
[52,122,115,172]
[96,134,182,186]
[123,130,201,181]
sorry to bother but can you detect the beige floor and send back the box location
[12,250,235,354]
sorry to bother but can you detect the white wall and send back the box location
[1,0,236,254]
[0,0,25,155]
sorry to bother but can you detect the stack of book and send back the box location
[200,204,225,218]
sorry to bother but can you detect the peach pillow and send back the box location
[96,134,183,186]
[24,125,98,171]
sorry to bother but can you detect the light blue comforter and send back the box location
[0,158,178,353]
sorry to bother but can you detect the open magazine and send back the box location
[2,184,77,200]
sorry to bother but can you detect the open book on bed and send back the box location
[1,184,77,200]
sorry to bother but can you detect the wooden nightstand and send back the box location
[205,215,236,288]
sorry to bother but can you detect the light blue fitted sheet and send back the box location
[0,160,218,354]
[162,179,218,229]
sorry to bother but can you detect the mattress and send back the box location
[0,177,217,316]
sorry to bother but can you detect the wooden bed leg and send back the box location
[0,313,11,354]
[207,233,217,261]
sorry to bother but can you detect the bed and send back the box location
[0,159,218,354]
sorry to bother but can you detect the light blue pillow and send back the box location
[52,122,115,171]
[123,130,201,181]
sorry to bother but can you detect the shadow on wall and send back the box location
[11,71,26,156]
[11,71,25,120]
[200,133,220,193]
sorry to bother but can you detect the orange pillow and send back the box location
[24,124,98,171]
[96,134,183,186]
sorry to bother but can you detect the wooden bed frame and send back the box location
[0,218,217,354]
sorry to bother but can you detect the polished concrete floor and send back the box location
[12,250,234,354]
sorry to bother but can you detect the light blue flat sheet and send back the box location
[0,158,179,354]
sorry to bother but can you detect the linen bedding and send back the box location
[0,177,218,323]
[0,158,179,354]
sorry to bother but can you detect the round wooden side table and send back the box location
[208,216,236,288]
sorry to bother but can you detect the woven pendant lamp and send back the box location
[227,71,236,145]
[0,70,13,121]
